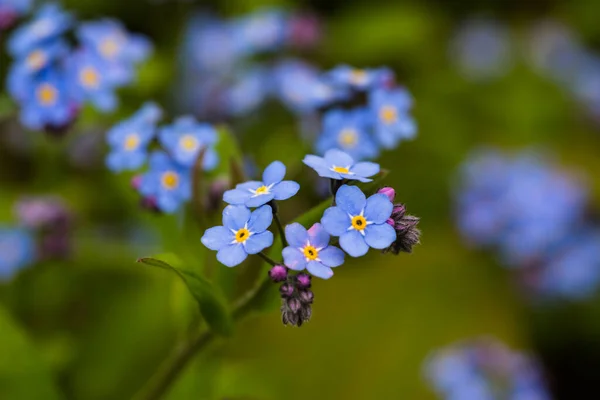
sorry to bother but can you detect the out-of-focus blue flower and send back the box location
[223,161,300,208]
[273,59,322,113]
[8,3,72,56]
[138,152,192,213]
[20,68,76,130]
[425,339,551,400]
[316,109,379,160]
[369,88,417,149]
[303,149,380,182]
[0,227,35,281]
[11,39,68,80]
[233,9,288,54]
[328,65,393,90]
[158,116,219,169]
[106,103,161,172]
[321,185,395,257]
[282,222,345,279]
[225,68,269,116]
[67,49,118,112]
[0,0,32,29]
[201,205,274,267]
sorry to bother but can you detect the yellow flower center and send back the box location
[303,245,319,261]
[351,215,367,231]
[380,105,398,124]
[350,69,367,84]
[26,50,46,70]
[332,166,350,174]
[124,134,140,151]
[338,129,358,148]
[80,67,100,88]
[254,185,269,195]
[235,228,250,243]
[37,84,57,106]
[100,38,120,58]
[161,171,179,190]
[179,135,199,152]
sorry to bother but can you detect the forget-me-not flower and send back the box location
[139,151,192,213]
[328,65,392,90]
[282,222,345,279]
[158,116,219,169]
[201,205,274,267]
[369,88,417,149]
[13,39,68,79]
[321,185,395,257]
[0,227,35,281]
[303,149,380,182]
[67,49,118,112]
[316,108,379,160]
[223,161,300,208]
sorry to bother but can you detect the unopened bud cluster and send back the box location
[273,269,314,327]
[378,188,421,254]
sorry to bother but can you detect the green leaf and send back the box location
[138,254,233,336]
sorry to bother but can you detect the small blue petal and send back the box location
[245,193,274,208]
[364,194,393,224]
[262,161,286,185]
[237,181,263,190]
[244,231,273,254]
[223,188,251,205]
[324,149,354,168]
[364,223,396,249]
[307,223,329,249]
[201,226,233,251]
[318,246,345,267]
[247,205,273,232]
[303,155,337,179]
[336,185,366,215]
[222,205,251,230]
[157,193,180,214]
[321,207,350,237]
[350,162,380,178]
[217,244,247,267]
[340,230,369,257]
[307,261,334,279]
[272,181,300,200]
[283,247,307,271]
[285,223,309,247]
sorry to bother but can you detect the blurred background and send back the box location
[1,0,600,399]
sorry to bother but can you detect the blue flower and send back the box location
[224,68,268,116]
[223,161,300,208]
[233,9,288,54]
[201,205,274,267]
[11,39,68,80]
[106,103,161,172]
[303,149,380,182]
[138,151,192,213]
[316,108,379,160]
[0,227,35,281]
[328,65,393,90]
[282,222,345,279]
[8,3,72,56]
[369,88,417,149]
[158,116,219,169]
[19,67,75,130]
[67,49,118,112]
[321,185,395,257]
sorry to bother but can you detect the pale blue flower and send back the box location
[201,205,274,267]
[316,108,379,160]
[0,227,35,281]
[328,65,393,90]
[67,49,118,112]
[369,88,417,149]
[158,116,218,169]
[303,149,380,182]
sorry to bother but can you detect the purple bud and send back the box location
[140,197,160,213]
[279,283,294,298]
[378,187,396,202]
[392,204,406,217]
[269,265,288,282]
[296,273,311,289]
[287,298,302,313]
[386,218,395,227]
[299,290,314,304]
[131,175,142,190]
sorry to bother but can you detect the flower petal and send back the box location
[318,246,345,267]
[222,205,251,230]
[217,244,247,267]
[272,181,300,200]
[283,247,307,271]
[364,193,393,224]
[237,181,263,190]
[223,188,251,205]
[245,192,274,208]
[335,185,366,215]
[247,205,273,233]
[303,155,337,179]
[308,223,329,248]
[321,207,350,237]
[307,261,333,279]
[339,230,369,257]
[201,226,233,251]
[364,223,396,249]
[244,231,273,254]
[350,161,380,178]
[262,161,286,185]
[324,149,354,167]
[285,223,309,247]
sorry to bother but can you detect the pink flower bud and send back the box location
[378,187,396,202]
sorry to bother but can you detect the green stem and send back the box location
[135,278,273,400]
[257,252,278,266]
[269,200,288,248]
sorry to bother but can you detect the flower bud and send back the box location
[386,218,395,227]
[378,187,396,202]
[279,283,295,298]
[384,202,421,255]
[299,289,314,304]
[268,265,288,282]
[296,273,311,289]
[287,298,302,313]
[131,175,142,190]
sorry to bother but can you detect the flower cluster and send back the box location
[0,0,31,30]
[177,8,321,119]
[5,3,151,132]
[455,148,600,299]
[424,338,551,400]
[201,149,420,326]
[106,103,220,214]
